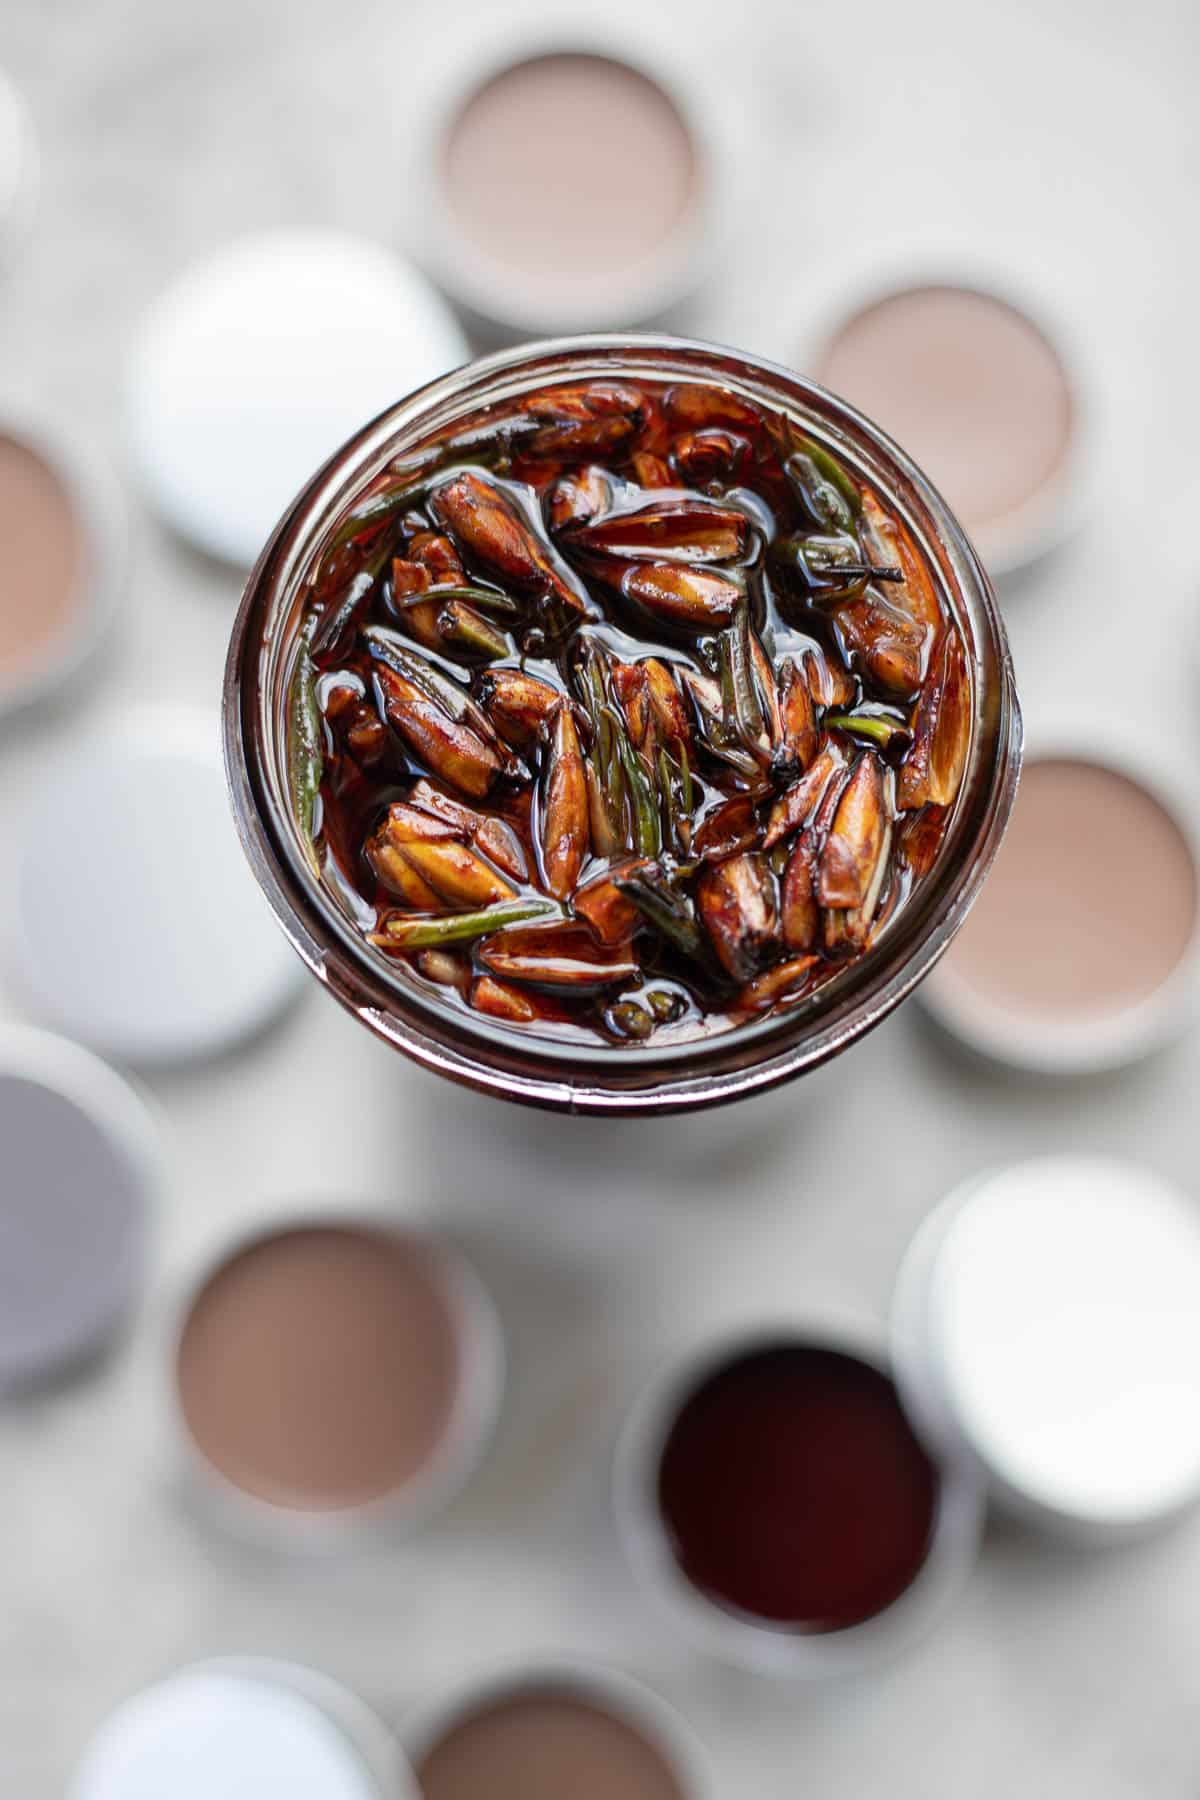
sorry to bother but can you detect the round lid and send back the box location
[0,1027,159,1388]
[403,1660,712,1800]
[126,229,469,567]
[12,708,304,1062]
[0,415,126,722]
[70,1667,392,1800]
[926,1157,1200,1530]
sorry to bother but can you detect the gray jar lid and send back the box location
[0,1026,160,1389]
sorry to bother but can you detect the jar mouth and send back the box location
[612,1317,986,1674]
[224,333,1021,1112]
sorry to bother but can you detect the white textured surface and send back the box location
[1,1,1198,1795]
[0,62,36,265]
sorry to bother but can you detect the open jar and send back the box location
[223,335,1020,1114]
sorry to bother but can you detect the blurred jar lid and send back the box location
[126,229,469,567]
[892,1156,1200,1540]
[10,706,305,1063]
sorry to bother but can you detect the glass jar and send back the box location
[223,335,1021,1115]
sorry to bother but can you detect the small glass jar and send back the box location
[223,335,1021,1115]
[612,1310,985,1675]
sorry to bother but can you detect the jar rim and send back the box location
[223,332,1022,1114]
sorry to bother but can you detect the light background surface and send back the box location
[1,0,1198,1792]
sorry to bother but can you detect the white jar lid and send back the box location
[0,1026,159,1388]
[126,229,469,567]
[70,1661,415,1800]
[11,708,304,1063]
[892,1157,1200,1538]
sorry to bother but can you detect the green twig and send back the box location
[374,897,558,950]
[287,615,324,880]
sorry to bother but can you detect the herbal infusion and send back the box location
[288,377,970,1045]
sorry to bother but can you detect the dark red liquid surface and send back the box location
[656,1343,939,1632]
